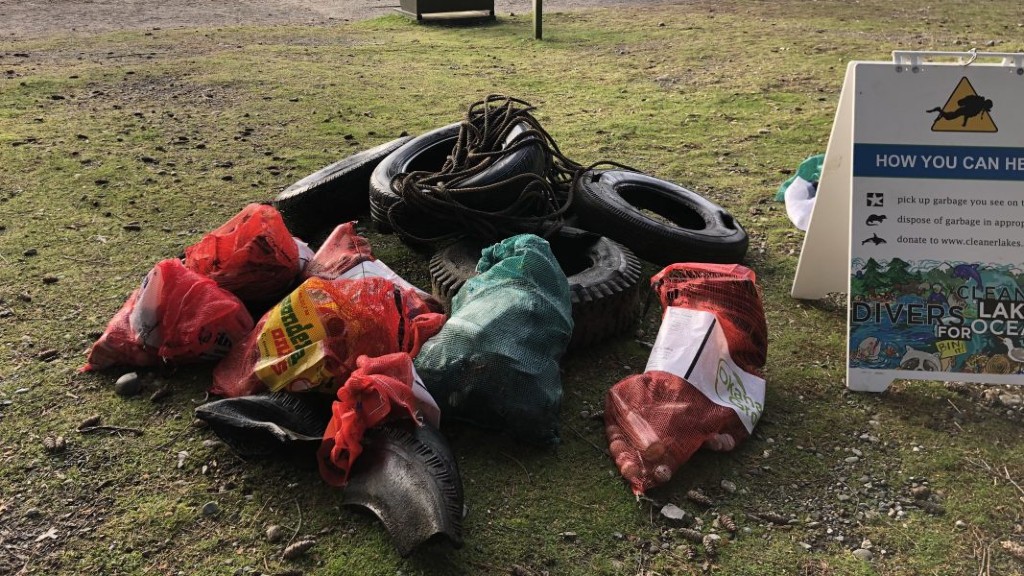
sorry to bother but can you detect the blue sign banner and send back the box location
[854,144,1024,181]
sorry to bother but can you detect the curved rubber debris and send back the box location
[195,392,331,461]
[342,421,464,557]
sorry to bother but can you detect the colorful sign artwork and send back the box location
[846,57,1024,391]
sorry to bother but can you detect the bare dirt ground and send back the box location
[0,0,681,39]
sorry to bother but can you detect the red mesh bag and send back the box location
[82,290,160,371]
[83,258,255,371]
[210,276,445,398]
[184,203,300,302]
[318,353,422,487]
[302,222,442,313]
[605,263,767,494]
[302,222,374,280]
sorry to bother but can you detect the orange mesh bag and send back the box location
[302,222,441,313]
[605,263,767,495]
[83,259,254,371]
[210,276,445,398]
[318,352,426,486]
[82,290,159,371]
[184,203,300,302]
[301,222,374,280]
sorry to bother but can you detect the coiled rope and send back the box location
[385,95,591,246]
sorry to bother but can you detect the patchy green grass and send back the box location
[2,1,1024,575]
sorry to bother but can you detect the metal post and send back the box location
[533,0,542,40]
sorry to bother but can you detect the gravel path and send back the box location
[0,0,684,39]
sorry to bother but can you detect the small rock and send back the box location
[23,248,38,257]
[955,520,967,529]
[999,393,1022,406]
[559,531,578,542]
[845,456,860,464]
[910,485,931,499]
[177,451,188,469]
[42,275,59,284]
[720,479,737,493]
[18,292,32,302]
[852,548,873,561]
[798,542,812,551]
[114,372,142,397]
[24,507,42,519]
[660,504,691,524]
[266,524,285,543]
[202,439,226,449]
[122,221,142,232]
[201,501,220,517]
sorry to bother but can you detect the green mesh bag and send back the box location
[414,234,573,445]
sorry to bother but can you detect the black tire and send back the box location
[429,227,642,350]
[572,170,748,265]
[368,121,547,234]
[273,136,412,240]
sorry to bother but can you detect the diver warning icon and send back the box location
[927,77,997,133]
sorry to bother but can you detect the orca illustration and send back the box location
[861,233,886,245]
[952,263,983,287]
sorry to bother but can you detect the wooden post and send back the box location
[533,0,542,40]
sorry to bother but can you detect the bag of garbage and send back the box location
[83,258,254,371]
[302,222,374,280]
[775,153,824,231]
[318,352,438,486]
[301,222,437,305]
[210,276,445,398]
[184,203,301,303]
[414,234,573,445]
[605,263,767,494]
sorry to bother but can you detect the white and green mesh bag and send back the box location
[414,234,573,445]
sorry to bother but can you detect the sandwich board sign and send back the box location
[791,51,1024,392]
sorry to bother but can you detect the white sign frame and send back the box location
[792,51,1024,391]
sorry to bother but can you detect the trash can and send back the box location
[398,0,495,20]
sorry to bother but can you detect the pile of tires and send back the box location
[272,96,748,351]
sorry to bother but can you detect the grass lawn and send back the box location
[1,1,1023,574]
